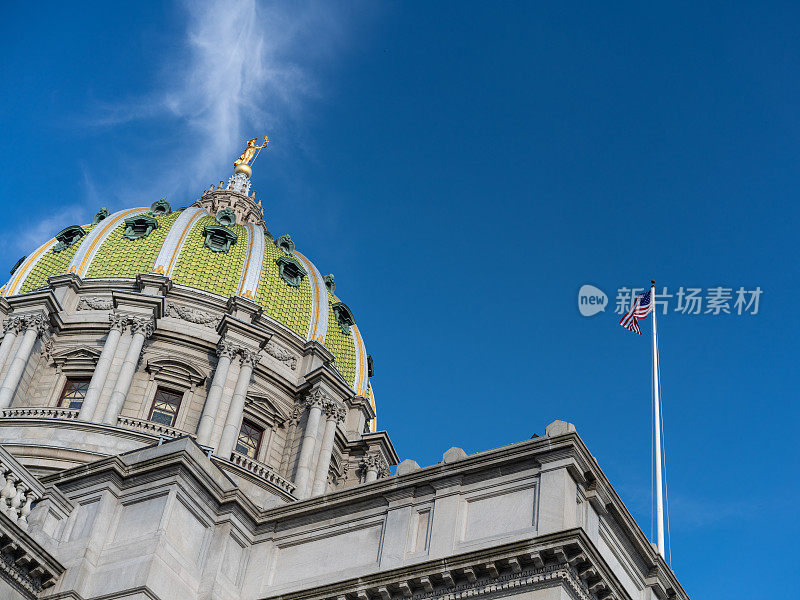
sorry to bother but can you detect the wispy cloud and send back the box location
[87,0,346,199]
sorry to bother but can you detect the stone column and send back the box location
[361,452,388,483]
[293,389,326,499]
[0,317,24,374]
[79,313,127,421]
[0,314,47,409]
[311,401,346,496]
[279,404,303,478]
[196,339,237,446]
[217,348,260,458]
[102,316,153,425]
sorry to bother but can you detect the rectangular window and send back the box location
[148,388,182,427]
[235,421,263,459]
[59,378,91,409]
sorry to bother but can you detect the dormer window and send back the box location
[53,225,86,252]
[123,215,159,240]
[275,234,295,254]
[10,256,26,276]
[332,301,355,335]
[149,198,171,216]
[92,208,110,225]
[215,208,237,227]
[202,225,237,253]
[275,255,306,288]
[324,274,335,293]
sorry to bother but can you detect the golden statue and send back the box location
[234,135,269,176]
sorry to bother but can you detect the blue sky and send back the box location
[2,2,798,596]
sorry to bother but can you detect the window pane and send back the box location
[59,378,91,409]
[148,389,182,427]
[235,421,263,458]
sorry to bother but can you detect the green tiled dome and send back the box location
[2,200,372,400]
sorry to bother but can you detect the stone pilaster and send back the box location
[293,388,328,498]
[311,400,346,496]
[217,347,261,457]
[0,316,25,374]
[102,316,154,425]
[0,313,49,409]
[79,312,127,421]
[196,338,238,446]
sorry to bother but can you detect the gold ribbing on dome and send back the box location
[233,135,269,177]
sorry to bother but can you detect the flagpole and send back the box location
[651,279,665,558]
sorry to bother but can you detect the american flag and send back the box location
[619,289,652,334]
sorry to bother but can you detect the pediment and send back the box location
[145,354,208,388]
[246,392,288,422]
[51,345,103,370]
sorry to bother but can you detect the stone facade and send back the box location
[0,171,689,599]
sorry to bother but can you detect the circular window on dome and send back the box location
[275,255,306,288]
[215,208,237,227]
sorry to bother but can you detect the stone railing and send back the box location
[0,446,45,530]
[116,416,192,440]
[228,451,296,495]
[0,407,79,420]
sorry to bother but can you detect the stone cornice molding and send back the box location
[217,314,272,349]
[135,272,172,297]
[257,530,645,600]
[0,512,64,595]
[46,272,84,294]
[6,289,62,318]
[111,289,165,320]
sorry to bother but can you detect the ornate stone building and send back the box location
[0,166,689,599]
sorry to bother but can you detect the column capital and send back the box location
[108,312,128,332]
[23,313,49,337]
[323,399,347,423]
[3,316,25,336]
[216,338,239,359]
[240,347,262,367]
[360,452,388,475]
[129,316,154,338]
[306,386,331,409]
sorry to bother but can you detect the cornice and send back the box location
[111,290,165,320]
[0,511,65,594]
[6,289,62,317]
[260,529,636,600]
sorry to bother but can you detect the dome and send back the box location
[1,171,374,409]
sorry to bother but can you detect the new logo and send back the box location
[578,284,607,316]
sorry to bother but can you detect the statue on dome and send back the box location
[234,136,269,176]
